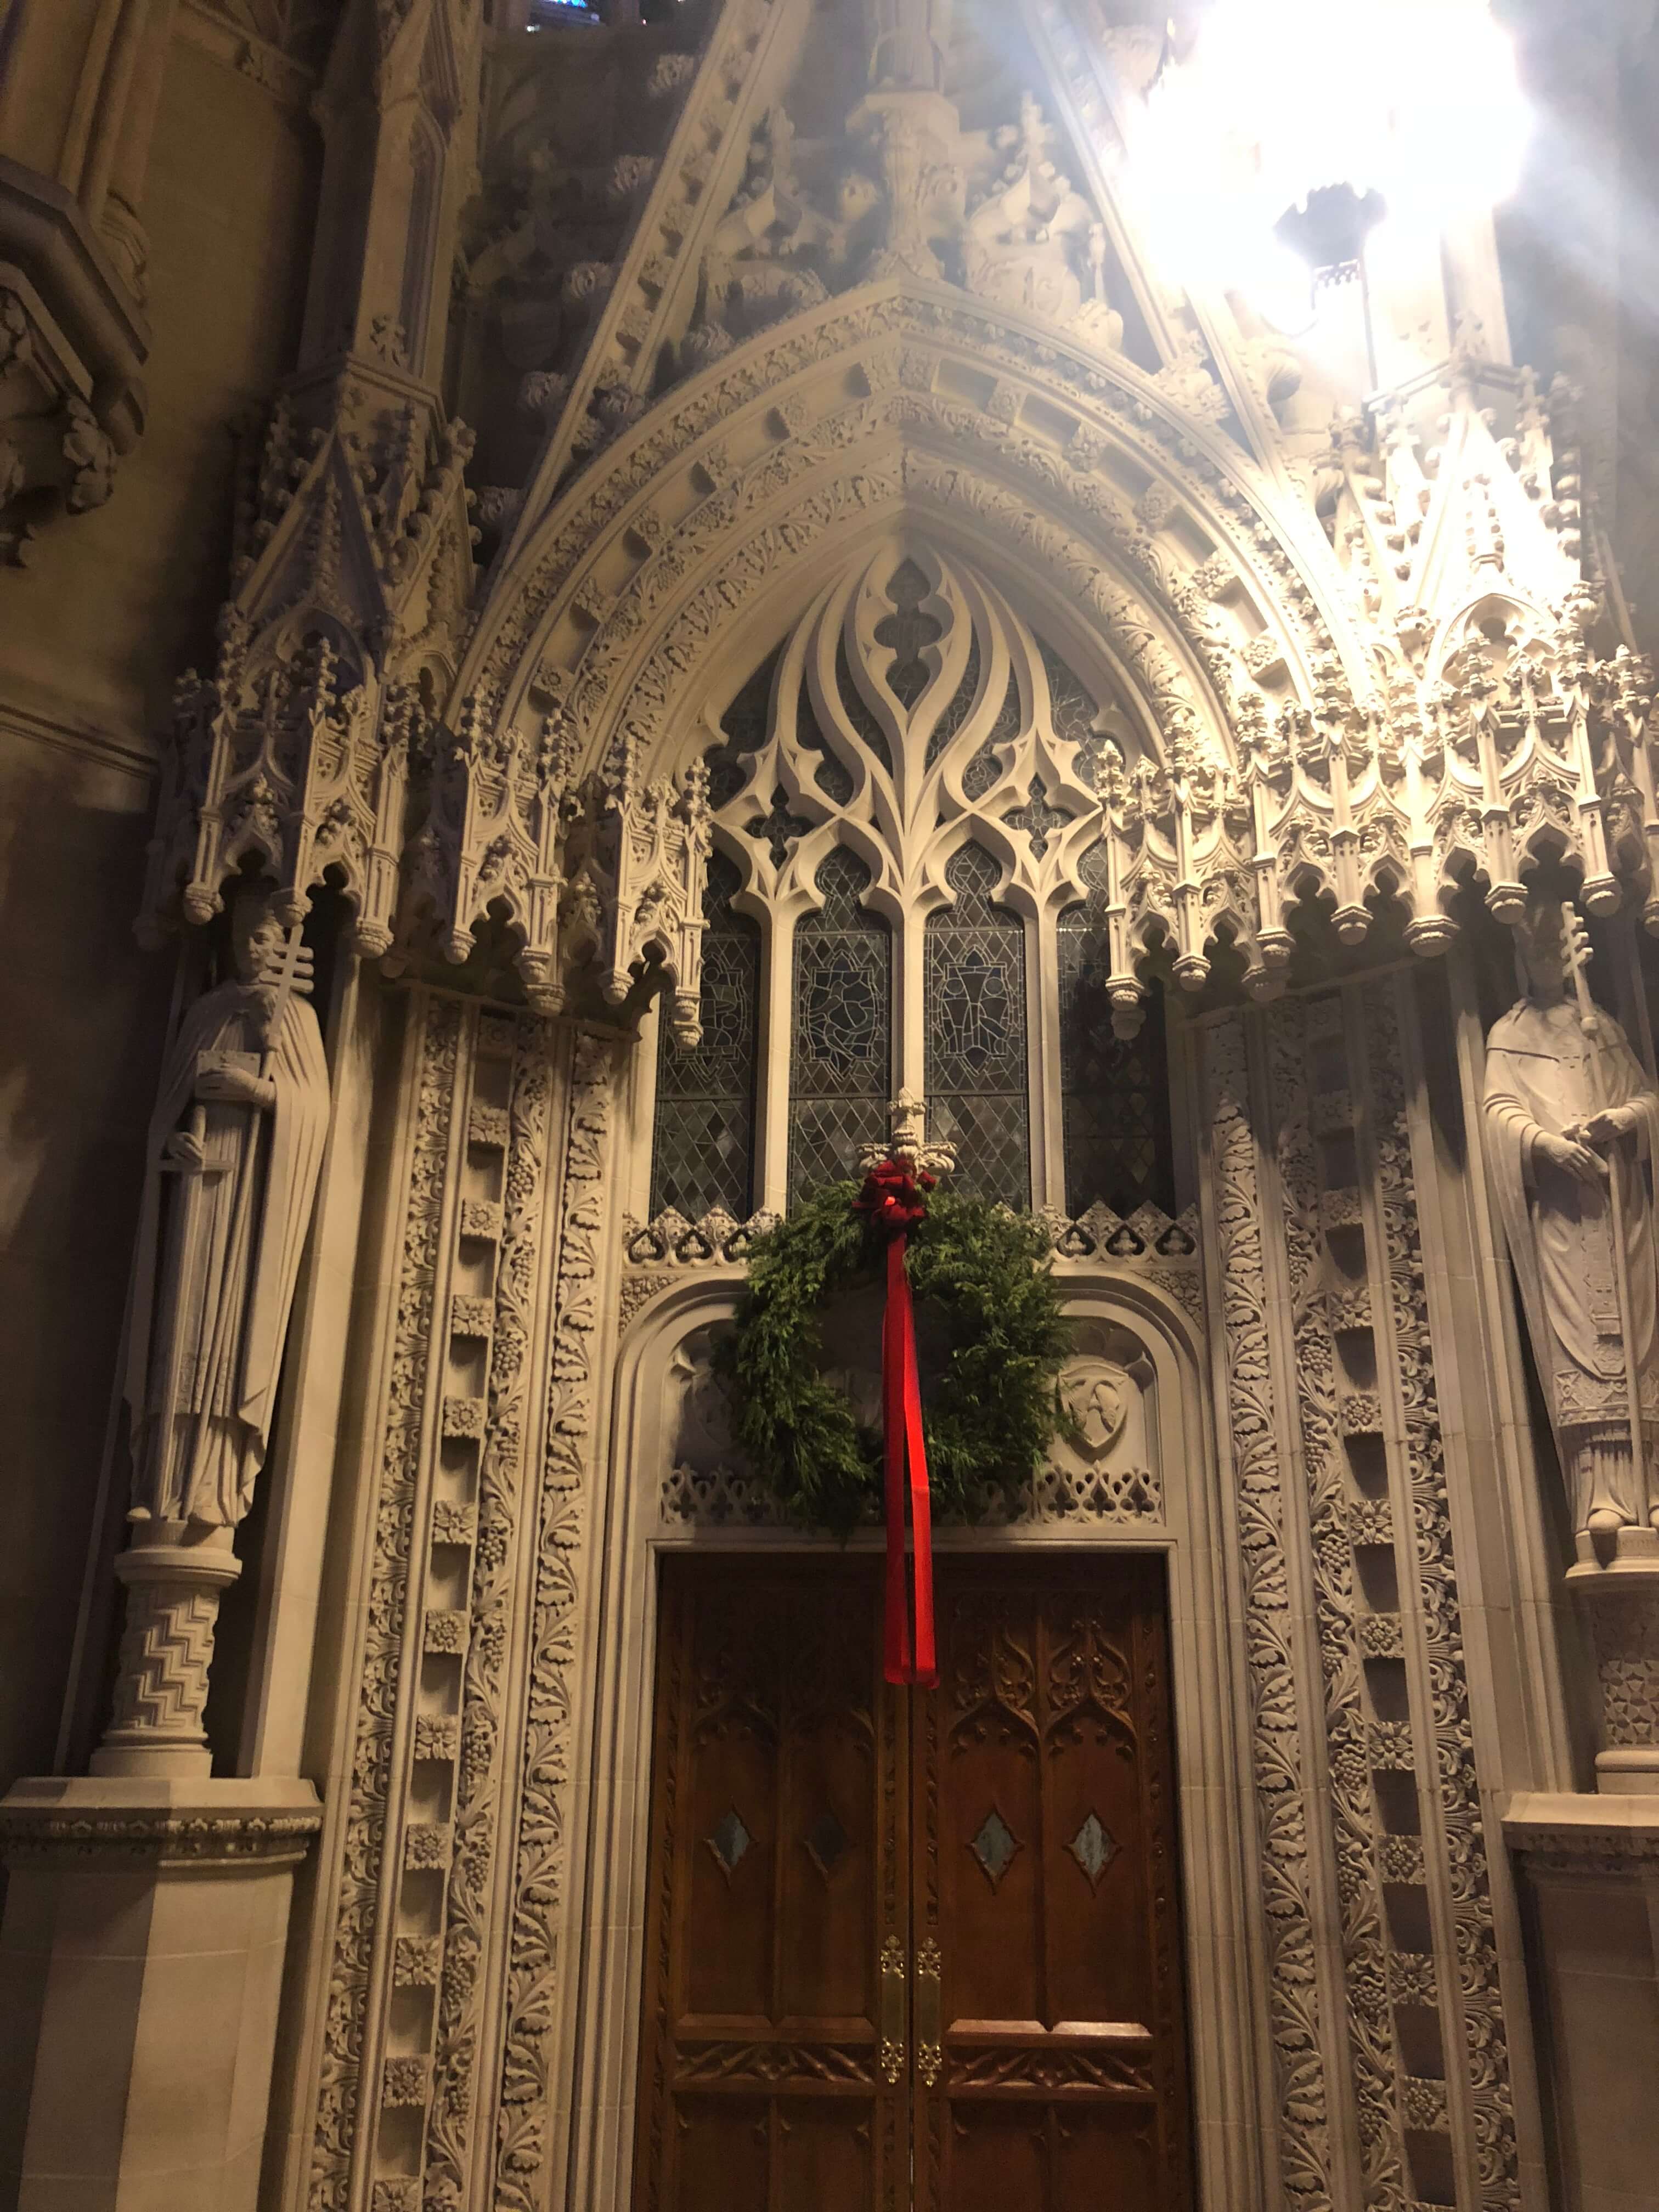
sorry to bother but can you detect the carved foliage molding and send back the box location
[1266,997,1404,2204]
[1203,1014,1333,2212]
[308,1008,618,2212]
[312,992,461,2211]
[495,1029,617,2211]
[1363,979,1521,2212]
[1204,990,1522,2212]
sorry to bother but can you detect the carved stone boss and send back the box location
[94,885,330,1778]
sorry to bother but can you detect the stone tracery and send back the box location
[12,5,1659,2212]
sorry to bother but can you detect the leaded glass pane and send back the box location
[874,557,943,708]
[651,849,760,1221]
[704,647,780,808]
[924,844,1030,1206]
[961,671,1021,798]
[789,846,892,1201]
[797,681,854,804]
[1038,636,1112,788]
[924,636,981,768]
[1058,849,1175,1216]
[836,637,894,774]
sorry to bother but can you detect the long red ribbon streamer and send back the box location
[861,1162,936,1686]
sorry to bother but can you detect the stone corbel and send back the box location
[0,158,148,565]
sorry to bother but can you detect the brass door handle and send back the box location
[916,1937,942,2088]
[879,1934,906,2085]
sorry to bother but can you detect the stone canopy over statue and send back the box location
[124,883,330,1530]
[1483,897,1659,1554]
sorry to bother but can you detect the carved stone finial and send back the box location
[859,1090,957,1178]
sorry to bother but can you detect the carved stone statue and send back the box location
[124,885,330,1530]
[1483,900,1659,1542]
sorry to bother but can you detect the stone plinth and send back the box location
[1505,1796,1659,2212]
[0,1776,321,2212]
[1567,1552,1659,1793]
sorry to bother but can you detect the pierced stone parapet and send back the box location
[618,1197,1204,1333]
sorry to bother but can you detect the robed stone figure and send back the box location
[125,889,330,1529]
[1483,901,1659,1539]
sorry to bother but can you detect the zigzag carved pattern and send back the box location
[106,1585,220,1740]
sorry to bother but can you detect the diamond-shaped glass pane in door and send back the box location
[1068,1812,1119,1890]
[804,1809,849,1882]
[705,1809,753,1880]
[969,1808,1022,1889]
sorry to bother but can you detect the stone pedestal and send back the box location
[1505,1796,1659,2212]
[0,1776,321,2212]
[1567,1551,1659,1793]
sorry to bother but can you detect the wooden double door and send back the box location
[632,1553,1191,2211]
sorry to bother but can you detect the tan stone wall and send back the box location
[0,22,320,1793]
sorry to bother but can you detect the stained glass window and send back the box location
[836,637,893,774]
[961,671,1021,799]
[925,635,981,769]
[874,557,943,708]
[788,846,892,1203]
[650,849,761,1221]
[1058,847,1175,1217]
[704,647,780,809]
[924,844,1030,1206]
[797,681,854,804]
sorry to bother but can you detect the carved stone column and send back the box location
[89,1519,242,1779]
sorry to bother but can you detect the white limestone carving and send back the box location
[126,887,330,1530]
[1484,899,1659,1546]
[94,885,329,1775]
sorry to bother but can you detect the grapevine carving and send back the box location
[1204,1014,1334,2212]
[310,995,460,2212]
[1266,1000,1406,2209]
[1364,980,1521,2212]
[494,1034,617,2211]
[425,1022,558,2208]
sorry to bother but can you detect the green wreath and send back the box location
[713,1180,1079,1538]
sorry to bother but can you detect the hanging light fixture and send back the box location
[1132,0,1530,343]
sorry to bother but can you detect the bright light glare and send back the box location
[1132,0,1530,327]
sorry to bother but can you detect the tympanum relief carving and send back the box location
[658,1312,1162,1532]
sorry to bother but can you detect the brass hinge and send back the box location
[916,1937,942,2088]
[878,1933,906,2085]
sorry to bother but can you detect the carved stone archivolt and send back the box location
[446,280,1645,1039]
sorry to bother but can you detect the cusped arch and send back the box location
[453,287,1414,1014]
[462,284,1368,777]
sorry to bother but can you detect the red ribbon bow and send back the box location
[855,1157,938,1687]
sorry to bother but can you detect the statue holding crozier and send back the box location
[1483,898,1659,1555]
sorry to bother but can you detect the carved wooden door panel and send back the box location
[910,1556,1190,2212]
[634,1553,1189,2212]
[633,1556,908,2212]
